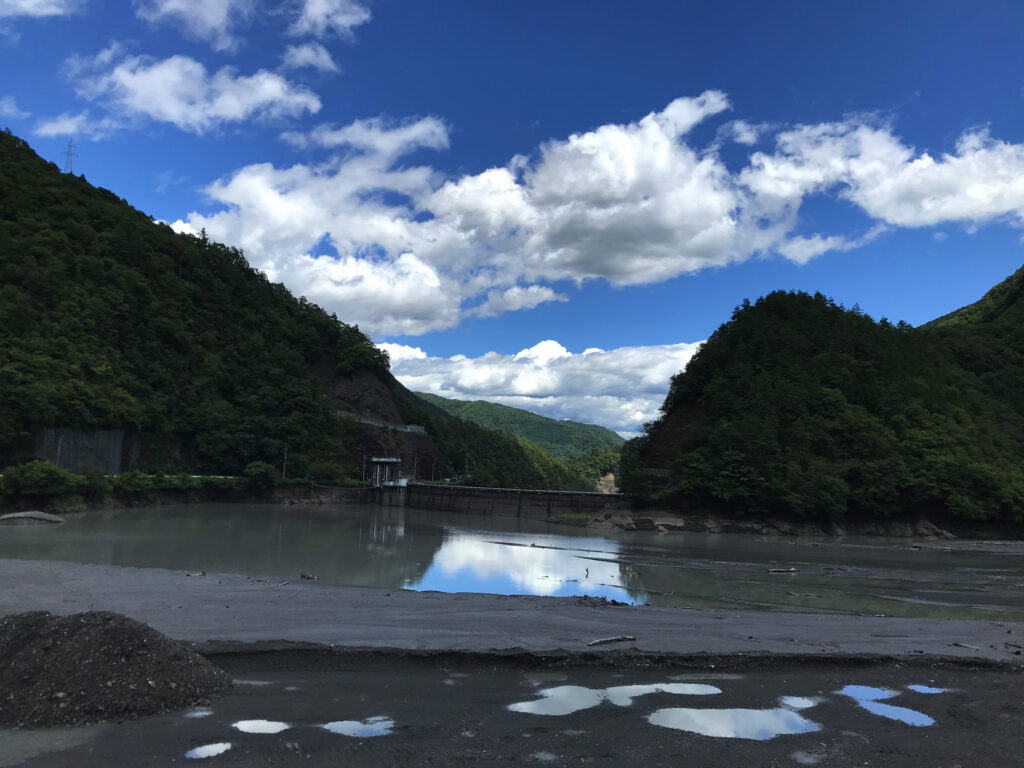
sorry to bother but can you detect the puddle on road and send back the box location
[837,685,935,726]
[907,684,945,694]
[647,707,821,740]
[185,742,232,759]
[509,682,720,716]
[605,683,721,706]
[322,716,394,737]
[232,719,290,734]
[779,696,817,710]
[184,708,213,719]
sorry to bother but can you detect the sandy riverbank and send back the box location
[2,558,1020,662]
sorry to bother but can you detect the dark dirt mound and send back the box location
[0,611,230,727]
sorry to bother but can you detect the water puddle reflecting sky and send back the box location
[647,706,821,740]
[837,685,935,726]
[407,532,642,603]
[185,742,232,759]
[232,719,290,734]
[321,716,394,737]
[510,682,720,716]
[906,684,945,694]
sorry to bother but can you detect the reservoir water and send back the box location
[1,503,1021,620]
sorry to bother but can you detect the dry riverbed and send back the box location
[2,557,1022,766]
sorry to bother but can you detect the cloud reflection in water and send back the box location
[405,532,642,603]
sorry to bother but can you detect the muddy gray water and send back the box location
[1,503,1021,620]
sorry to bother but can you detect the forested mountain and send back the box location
[414,392,623,460]
[926,263,1024,329]
[633,279,1024,525]
[0,130,585,490]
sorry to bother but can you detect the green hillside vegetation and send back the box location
[633,284,1024,525]
[566,446,621,487]
[390,389,593,490]
[414,392,623,460]
[0,130,587,491]
[926,263,1024,328]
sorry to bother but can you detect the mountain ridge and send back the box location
[414,392,623,460]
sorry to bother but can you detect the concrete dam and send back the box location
[377,483,629,519]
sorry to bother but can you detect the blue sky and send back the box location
[3,1,1023,435]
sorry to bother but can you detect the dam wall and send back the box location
[377,483,629,518]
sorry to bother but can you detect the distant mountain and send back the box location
[630,278,1024,525]
[414,392,624,460]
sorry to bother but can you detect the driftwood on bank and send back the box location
[586,635,636,647]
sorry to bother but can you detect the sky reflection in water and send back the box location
[647,707,821,740]
[405,531,642,603]
[509,683,721,716]
[185,743,232,759]
[322,716,394,737]
[837,685,935,726]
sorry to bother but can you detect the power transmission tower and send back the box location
[62,138,77,174]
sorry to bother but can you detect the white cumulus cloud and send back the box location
[34,109,120,139]
[63,45,320,134]
[288,0,370,38]
[741,121,1024,228]
[280,42,339,72]
[135,0,255,51]
[382,339,704,435]
[169,95,1024,336]
[471,285,569,319]
[0,95,28,118]
[429,91,739,287]
[0,0,78,17]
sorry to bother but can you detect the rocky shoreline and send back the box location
[605,511,968,540]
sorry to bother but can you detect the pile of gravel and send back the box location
[0,611,230,727]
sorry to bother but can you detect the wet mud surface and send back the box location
[5,651,1022,767]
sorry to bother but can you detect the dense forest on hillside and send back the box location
[634,276,1024,525]
[414,392,623,460]
[0,130,590,490]
[0,131,387,473]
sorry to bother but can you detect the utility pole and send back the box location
[281,445,288,480]
[62,138,77,174]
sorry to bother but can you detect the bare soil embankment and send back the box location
[0,611,229,727]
